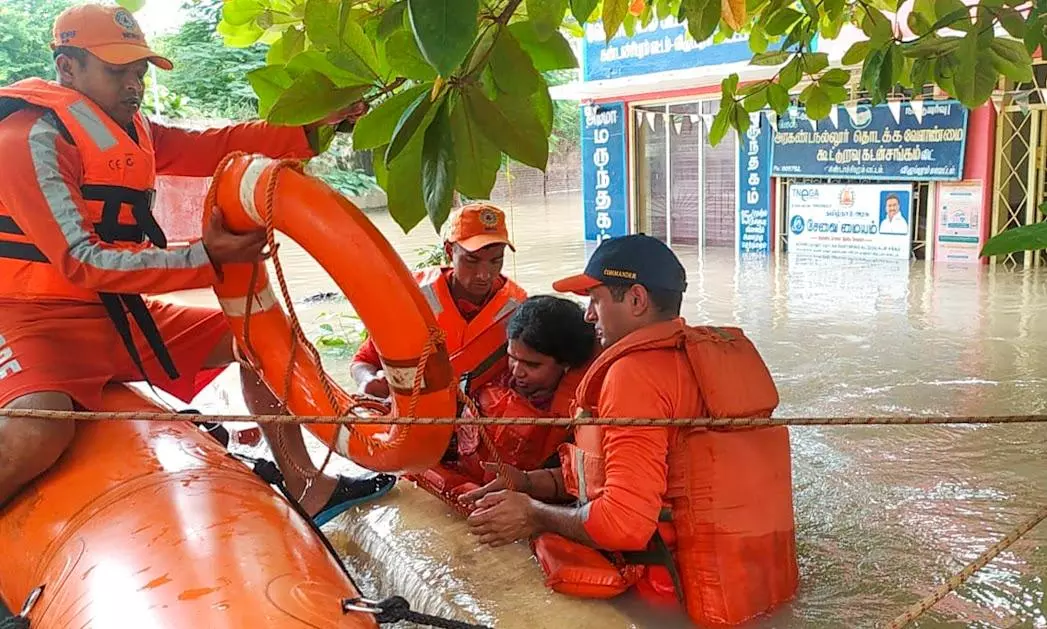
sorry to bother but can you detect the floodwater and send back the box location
[174,192,1047,628]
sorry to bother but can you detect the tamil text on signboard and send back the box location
[582,18,752,82]
[788,183,914,261]
[772,101,968,181]
[737,113,774,255]
[581,102,628,243]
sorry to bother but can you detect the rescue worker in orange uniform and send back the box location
[460,234,799,626]
[350,203,528,399]
[0,4,394,524]
[415,295,597,504]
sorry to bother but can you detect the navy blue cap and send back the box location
[553,234,687,295]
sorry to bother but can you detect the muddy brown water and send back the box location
[166,193,1046,628]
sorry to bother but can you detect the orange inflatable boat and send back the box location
[0,384,377,628]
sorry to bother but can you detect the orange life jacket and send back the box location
[455,365,586,483]
[0,79,178,380]
[413,267,527,394]
[558,321,799,626]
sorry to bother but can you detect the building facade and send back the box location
[555,17,999,265]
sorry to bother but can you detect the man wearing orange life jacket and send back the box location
[414,295,597,502]
[0,4,395,524]
[350,203,528,401]
[460,234,799,626]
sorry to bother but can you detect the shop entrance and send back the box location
[633,100,737,251]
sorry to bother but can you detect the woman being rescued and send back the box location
[411,295,598,505]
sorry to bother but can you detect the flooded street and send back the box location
[175,192,1047,628]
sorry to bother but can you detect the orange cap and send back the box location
[445,203,515,252]
[51,4,173,70]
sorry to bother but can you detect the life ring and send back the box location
[204,153,457,474]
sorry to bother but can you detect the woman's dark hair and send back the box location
[506,295,596,368]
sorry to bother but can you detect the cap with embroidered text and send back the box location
[552,234,687,295]
[51,4,173,70]
[444,203,515,252]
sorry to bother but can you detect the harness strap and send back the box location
[615,529,686,606]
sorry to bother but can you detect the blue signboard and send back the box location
[582,17,753,82]
[738,113,775,255]
[581,101,629,243]
[772,100,969,181]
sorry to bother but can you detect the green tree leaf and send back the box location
[528,0,568,40]
[708,104,732,145]
[767,82,790,112]
[990,37,1034,82]
[602,0,629,41]
[117,0,146,11]
[267,71,369,125]
[842,40,870,66]
[779,55,803,88]
[981,222,1047,257]
[386,90,437,164]
[385,138,427,232]
[953,31,997,106]
[995,7,1025,38]
[353,84,431,149]
[509,21,579,70]
[821,68,850,86]
[861,7,893,44]
[680,0,722,42]
[743,88,768,111]
[450,98,502,199]
[490,28,541,96]
[408,0,480,77]
[749,27,769,53]
[764,8,802,36]
[570,0,600,24]
[803,85,831,119]
[378,1,407,41]
[304,0,349,49]
[384,29,439,81]
[751,50,791,65]
[285,50,372,87]
[421,100,456,230]
[247,65,295,118]
[803,52,830,74]
[268,27,306,65]
[463,87,549,170]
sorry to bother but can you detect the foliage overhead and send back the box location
[117,0,1041,236]
[0,0,76,84]
[153,0,269,120]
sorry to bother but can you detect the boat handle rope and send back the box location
[341,596,492,629]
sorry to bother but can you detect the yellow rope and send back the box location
[885,505,1047,628]
[2,410,1046,427]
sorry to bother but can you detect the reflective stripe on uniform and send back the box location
[66,100,117,152]
[419,282,442,316]
[494,297,520,322]
[27,116,211,273]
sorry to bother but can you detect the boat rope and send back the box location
[885,504,1047,628]
[342,595,492,629]
[2,409,1046,427]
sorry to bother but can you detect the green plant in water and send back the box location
[414,243,450,270]
[318,169,380,197]
[312,310,369,357]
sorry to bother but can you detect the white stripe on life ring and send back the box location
[239,158,271,226]
[218,285,279,318]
